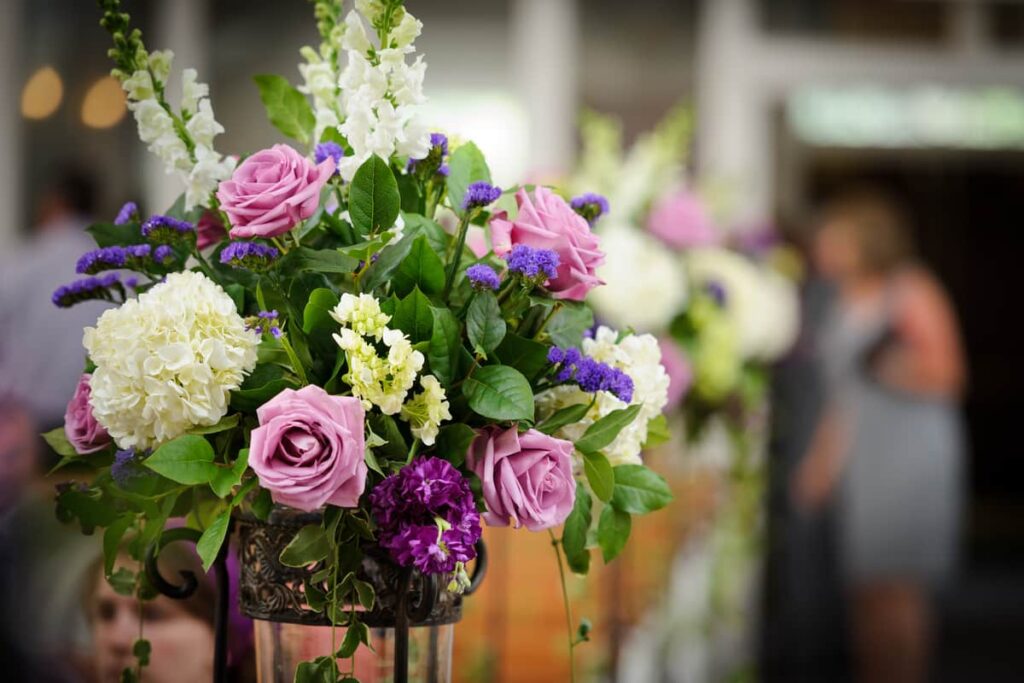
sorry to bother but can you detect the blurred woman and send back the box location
[794,189,966,683]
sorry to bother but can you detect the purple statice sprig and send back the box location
[570,193,610,226]
[462,181,502,211]
[75,244,175,275]
[407,132,449,176]
[220,240,280,272]
[52,273,124,308]
[370,457,481,585]
[547,346,635,403]
[141,215,195,244]
[504,244,560,281]
[246,310,283,339]
[466,263,501,291]
[114,201,140,225]
[314,141,345,172]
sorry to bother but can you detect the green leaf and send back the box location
[303,579,327,612]
[133,639,151,666]
[582,451,614,503]
[353,579,375,610]
[336,622,368,658]
[196,511,231,571]
[536,403,591,436]
[302,287,341,335]
[349,154,400,236]
[446,142,491,211]
[391,287,434,343]
[279,524,331,567]
[103,514,134,576]
[610,465,673,514]
[428,306,461,386]
[108,567,136,596]
[56,485,117,532]
[597,506,631,563]
[401,212,449,255]
[574,404,642,455]
[230,373,296,412]
[252,74,315,144]
[360,229,418,293]
[251,487,274,521]
[87,221,142,247]
[42,427,77,458]
[434,423,477,468]
[546,304,595,348]
[210,448,249,498]
[143,435,217,485]
[278,247,359,276]
[186,413,240,436]
[642,413,671,449]
[562,488,592,574]
[466,292,506,358]
[494,333,551,381]
[463,365,534,422]
[392,235,445,298]
[293,655,337,683]
[367,414,408,462]
[225,283,246,315]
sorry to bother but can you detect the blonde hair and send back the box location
[821,188,915,275]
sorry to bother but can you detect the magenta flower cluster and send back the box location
[369,457,481,575]
[547,346,634,403]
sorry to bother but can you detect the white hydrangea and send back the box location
[332,295,425,415]
[590,224,688,332]
[119,50,232,210]
[83,271,258,450]
[536,327,670,466]
[400,375,451,446]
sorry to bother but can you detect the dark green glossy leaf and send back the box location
[278,247,359,276]
[463,365,534,422]
[143,435,217,485]
[349,154,400,236]
[434,423,477,468]
[610,465,673,514]
[392,287,434,343]
[545,304,595,348]
[279,524,331,567]
[536,403,591,436]
[494,333,551,381]
[582,451,614,503]
[574,404,642,455]
[428,306,461,386]
[360,229,418,293]
[42,426,77,458]
[196,511,231,571]
[446,142,491,211]
[562,487,592,575]
[87,221,142,247]
[597,505,631,563]
[392,235,445,298]
[466,291,506,358]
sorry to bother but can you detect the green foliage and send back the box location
[536,403,591,435]
[434,423,477,467]
[446,142,491,211]
[545,303,594,348]
[610,465,673,514]
[466,292,506,359]
[597,506,631,563]
[392,235,445,297]
[252,74,315,144]
[196,511,231,571]
[582,451,614,503]
[280,524,332,567]
[349,154,401,236]
[427,306,461,386]
[574,404,642,455]
[87,221,142,248]
[143,435,217,485]
[391,287,434,343]
[42,427,78,458]
[562,488,592,574]
[463,366,535,422]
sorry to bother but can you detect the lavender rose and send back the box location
[248,385,366,511]
[217,144,335,239]
[490,187,605,301]
[647,189,719,250]
[64,374,111,454]
[467,426,576,531]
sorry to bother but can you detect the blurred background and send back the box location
[3,0,1024,681]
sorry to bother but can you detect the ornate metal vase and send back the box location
[236,508,483,683]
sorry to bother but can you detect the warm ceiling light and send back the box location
[21,66,63,120]
[81,75,127,129]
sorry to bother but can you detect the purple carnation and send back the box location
[570,193,610,225]
[462,181,502,211]
[52,273,122,308]
[548,346,634,403]
[141,215,195,243]
[466,264,501,291]
[220,241,280,271]
[504,244,560,280]
[114,201,140,225]
[370,457,481,576]
[314,141,344,170]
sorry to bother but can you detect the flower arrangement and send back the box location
[569,106,800,444]
[48,1,672,681]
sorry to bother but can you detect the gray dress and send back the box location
[821,288,964,586]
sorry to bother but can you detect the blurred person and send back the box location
[793,189,966,683]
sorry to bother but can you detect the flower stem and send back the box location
[549,529,577,683]
[533,302,563,340]
[442,214,472,300]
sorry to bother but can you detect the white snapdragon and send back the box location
[391,12,423,49]
[119,49,232,209]
[400,375,451,446]
[340,10,372,53]
[536,327,670,466]
[83,272,258,450]
[298,47,342,142]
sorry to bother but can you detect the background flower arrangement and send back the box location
[46,1,672,681]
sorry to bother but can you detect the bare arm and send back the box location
[792,404,849,512]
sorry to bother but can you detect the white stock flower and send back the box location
[83,271,258,450]
[122,69,154,101]
[130,99,175,143]
[400,375,451,446]
[536,327,670,466]
[147,49,174,84]
[186,147,235,210]
[590,224,687,332]
[185,99,225,148]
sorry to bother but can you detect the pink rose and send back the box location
[64,374,111,454]
[658,336,692,412]
[467,426,576,531]
[249,385,367,512]
[490,187,604,300]
[196,210,227,250]
[647,190,718,250]
[217,144,335,239]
